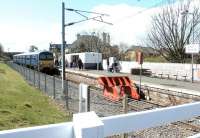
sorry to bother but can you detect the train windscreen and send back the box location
[39,52,53,60]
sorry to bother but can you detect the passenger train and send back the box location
[13,51,54,72]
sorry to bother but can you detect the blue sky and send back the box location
[0,0,177,52]
[0,0,167,24]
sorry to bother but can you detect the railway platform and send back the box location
[65,68,200,96]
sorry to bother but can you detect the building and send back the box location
[69,33,111,57]
[124,46,159,61]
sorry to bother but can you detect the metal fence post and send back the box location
[38,71,40,89]
[19,65,21,73]
[65,80,69,110]
[44,73,47,93]
[23,66,25,77]
[29,68,31,81]
[53,76,56,99]
[33,70,35,86]
[26,67,28,80]
[24,66,26,79]
[25,67,27,80]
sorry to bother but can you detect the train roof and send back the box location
[14,51,52,56]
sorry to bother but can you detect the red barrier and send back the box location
[98,76,140,101]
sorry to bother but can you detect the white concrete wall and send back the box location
[0,122,74,138]
[103,60,200,81]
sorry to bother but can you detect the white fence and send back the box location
[103,60,200,81]
[1,102,200,138]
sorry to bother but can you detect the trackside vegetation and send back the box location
[0,63,70,131]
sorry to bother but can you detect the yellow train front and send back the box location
[37,52,54,73]
[13,51,55,74]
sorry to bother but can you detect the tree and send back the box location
[147,1,200,63]
[117,43,129,60]
[70,31,113,58]
[0,43,3,56]
[29,45,38,52]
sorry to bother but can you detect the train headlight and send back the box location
[39,62,43,66]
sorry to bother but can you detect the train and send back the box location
[13,51,55,73]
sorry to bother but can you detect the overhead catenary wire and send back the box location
[65,7,112,26]
[113,0,177,24]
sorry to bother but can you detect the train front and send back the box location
[38,52,54,73]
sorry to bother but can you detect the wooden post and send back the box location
[122,94,128,138]
[123,94,128,114]
[53,76,56,99]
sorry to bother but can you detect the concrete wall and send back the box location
[103,60,200,81]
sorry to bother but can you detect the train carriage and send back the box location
[13,51,54,72]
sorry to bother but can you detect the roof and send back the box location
[14,51,52,56]
[126,46,157,54]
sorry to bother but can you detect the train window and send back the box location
[39,52,53,60]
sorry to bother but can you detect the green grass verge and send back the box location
[0,63,70,130]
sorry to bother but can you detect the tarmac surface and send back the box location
[65,68,200,95]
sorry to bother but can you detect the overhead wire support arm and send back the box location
[65,8,109,16]
[65,8,113,26]
[65,16,103,27]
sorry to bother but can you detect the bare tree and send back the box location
[118,42,129,53]
[70,31,113,58]
[147,1,200,63]
[0,43,4,56]
[29,45,38,52]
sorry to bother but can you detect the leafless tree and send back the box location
[147,1,200,63]
[29,45,38,52]
[0,43,4,56]
[70,31,114,58]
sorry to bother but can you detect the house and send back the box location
[69,33,112,58]
[124,46,159,60]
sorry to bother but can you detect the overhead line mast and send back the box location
[61,2,112,108]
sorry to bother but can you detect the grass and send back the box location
[0,63,70,131]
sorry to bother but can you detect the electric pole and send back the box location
[61,2,66,94]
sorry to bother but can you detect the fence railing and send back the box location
[6,62,125,116]
[6,62,199,116]
[1,102,200,138]
[3,62,200,138]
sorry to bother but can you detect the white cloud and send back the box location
[2,0,199,52]
[0,22,61,52]
[64,3,160,46]
[0,4,161,52]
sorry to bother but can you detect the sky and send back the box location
[0,0,182,52]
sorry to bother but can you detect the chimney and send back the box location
[107,34,110,44]
[102,32,107,44]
